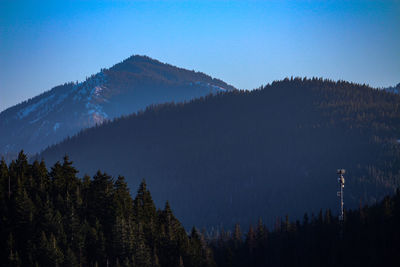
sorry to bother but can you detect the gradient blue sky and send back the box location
[1,0,399,112]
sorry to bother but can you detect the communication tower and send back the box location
[337,169,345,222]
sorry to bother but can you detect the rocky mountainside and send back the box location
[0,55,235,156]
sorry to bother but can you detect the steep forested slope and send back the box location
[38,78,400,229]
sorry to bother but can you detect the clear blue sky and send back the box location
[1,0,399,112]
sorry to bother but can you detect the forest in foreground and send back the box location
[1,152,400,266]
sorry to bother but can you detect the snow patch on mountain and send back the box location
[73,72,108,101]
[190,81,228,92]
[26,92,70,124]
[86,86,109,124]
[14,87,72,125]
[17,94,55,119]
[69,71,110,124]
[94,86,104,96]
[210,84,227,91]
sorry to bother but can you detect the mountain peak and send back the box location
[125,54,161,63]
[0,55,236,155]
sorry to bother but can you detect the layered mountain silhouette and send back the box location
[0,55,235,156]
[38,78,400,229]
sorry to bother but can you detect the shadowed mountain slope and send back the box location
[38,78,400,229]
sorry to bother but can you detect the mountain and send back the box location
[38,78,400,229]
[383,83,400,94]
[0,55,235,156]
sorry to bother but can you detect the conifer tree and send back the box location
[233,223,242,247]
[245,225,256,255]
[134,223,152,267]
[113,176,133,219]
[133,179,157,248]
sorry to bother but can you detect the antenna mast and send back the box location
[337,169,345,222]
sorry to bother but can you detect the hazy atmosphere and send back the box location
[1,0,399,111]
[2,1,400,266]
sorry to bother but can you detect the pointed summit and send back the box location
[0,55,236,155]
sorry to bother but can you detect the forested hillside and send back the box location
[211,189,400,267]
[2,152,400,266]
[39,78,400,229]
[0,152,215,266]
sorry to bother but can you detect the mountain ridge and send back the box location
[0,55,236,156]
[37,77,400,229]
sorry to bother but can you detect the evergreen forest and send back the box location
[1,152,215,266]
[39,78,400,230]
[2,152,400,266]
[211,191,400,267]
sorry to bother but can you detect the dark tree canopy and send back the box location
[1,152,400,266]
[211,190,400,267]
[0,153,215,267]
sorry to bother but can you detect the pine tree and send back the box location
[134,223,152,267]
[30,160,49,198]
[0,158,9,262]
[0,158,9,200]
[15,151,28,180]
[113,176,133,219]
[151,246,161,267]
[48,233,64,266]
[188,227,203,267]
[133,179,157,248]
[7,232,21,267]
[256,218,266,242]
[112,215,132,262]
[232,223,242,250]
[245,225,256,255]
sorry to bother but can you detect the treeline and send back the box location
[0,152,215,267]
[211,189,400,267]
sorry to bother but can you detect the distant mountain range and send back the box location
[0,55,235,156]
[37,78,400,229]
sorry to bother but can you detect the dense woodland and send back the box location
[39,78,400,229]
[2,153,400,266]
[0,152,215,266]
[211,188,400,267]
